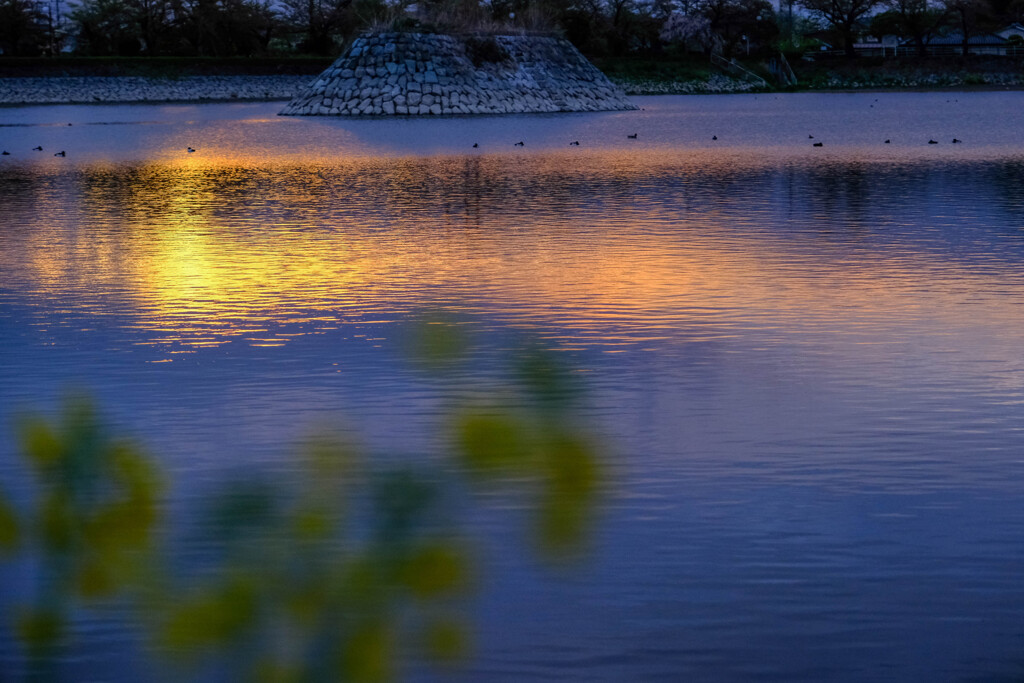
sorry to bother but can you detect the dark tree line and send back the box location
[0,0,1020,58]
[0,0,782,58]
[804,0,1018,57]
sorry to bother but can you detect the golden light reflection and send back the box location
[3,150,1023,356]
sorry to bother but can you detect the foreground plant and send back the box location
[0,324,604,682]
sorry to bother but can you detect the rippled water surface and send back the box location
[3,92,1024,681]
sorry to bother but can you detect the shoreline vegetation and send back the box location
[1,54,1023,105]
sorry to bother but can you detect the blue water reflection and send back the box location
[2,93,1024,680]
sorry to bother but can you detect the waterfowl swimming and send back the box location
[570,141,579,146]
[514,141,524,146]
[884,139,891,144]
[712,135,717,140]
[472,143,478,148]
[813,142,823,147]
[1,151,9,155]
[952,138,962,143]
[928,139,938,144]
[54,151,65,157]
[808,135,814,139]
[33,146,43,151]
[187,147,196,153]
[627,133,638,139]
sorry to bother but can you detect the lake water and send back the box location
[2,92,1024,681]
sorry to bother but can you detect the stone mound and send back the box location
[280,32,637,116]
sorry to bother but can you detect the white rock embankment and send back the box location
[616,74,760,95]
[0,75,311,105]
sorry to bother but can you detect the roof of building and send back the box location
[901,32,1009,46]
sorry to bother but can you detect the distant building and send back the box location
[853,35,900,57]
[900,32,1011,56]
[998,23,1024,42]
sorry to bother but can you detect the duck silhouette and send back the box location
[928,139,938,144]
[884,139,891,144]
[570,141,579,146]
[187,147,196,153]
[33,146,43,151]
[952,138,962,143]
[808,135,814,139]
[514,141,524,146]
[712,135,717,140]
[627,133,638,139]
[1,151,9,155]
[472,143,478,148]
[813,142,823,147]
[54,151,65,157]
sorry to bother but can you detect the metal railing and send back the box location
[710,53,769,88]
[768,52,798,85]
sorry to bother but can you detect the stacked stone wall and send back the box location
[280,32,636,116]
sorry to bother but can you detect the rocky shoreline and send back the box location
[617,74,760,95]
[1,68,1021,106]
[0,74,313,105]
[0,72,762,106]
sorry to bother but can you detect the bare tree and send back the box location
[132,0,174,54]
[279,0,352,54]
[798,0,882,57]
[661,0,777,56]
[661,11,720,51]
[0,0,48,55]
[70,0,141,54]
[885,0,946,55]
[943,0,989,55]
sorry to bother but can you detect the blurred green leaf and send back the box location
[19,416,63,471]
[401,542,469,599]
[254,661,302,683]
[341,621,395,683]
[16,608,63,650]
[38,495,75,552]
[536,435,603,558]
[405,313,468,368]
[302,434,358,492]
[110,442,163,501]
[0,494,18,553]
[3,335,608,681]
[422,617,469,664]
[456,413,535,476]
[536,492,590,557]
[292,506,332,540]
[161,577,259,651]
[545,435,602,499]
[76,557,116,599]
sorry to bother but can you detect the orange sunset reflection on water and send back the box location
[3,148,1023,361]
